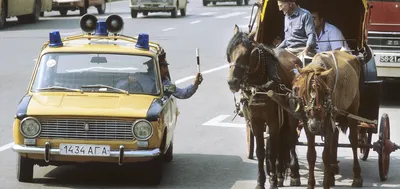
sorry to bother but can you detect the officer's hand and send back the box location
[194,73,203,86]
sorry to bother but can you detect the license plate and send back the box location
[379,55,400,63]
[59,144,110,156]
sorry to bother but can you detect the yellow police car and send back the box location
[11,14,178,184]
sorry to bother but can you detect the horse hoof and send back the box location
[278,178,284,187]
[351,178,363,187]
[290,178,301,186]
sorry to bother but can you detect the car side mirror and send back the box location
[163,84,176,96]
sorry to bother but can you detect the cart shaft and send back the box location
[296,142,373,148]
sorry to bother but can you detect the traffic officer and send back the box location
[158,51,203,99]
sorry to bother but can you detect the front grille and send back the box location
[367,31,400,50]
[38,118,134,140]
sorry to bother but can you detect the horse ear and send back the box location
[234,24,239,35]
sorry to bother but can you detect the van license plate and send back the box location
[380,56,400,63]
[59,144,110,156]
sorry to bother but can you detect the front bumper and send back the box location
[130,4,176,11]
[12,143,160,165]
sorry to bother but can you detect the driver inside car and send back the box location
[116,49,203,98]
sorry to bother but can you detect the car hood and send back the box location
[26,93,157,118]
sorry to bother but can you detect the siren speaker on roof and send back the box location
[106,15,124,34]
[80,14,98,33]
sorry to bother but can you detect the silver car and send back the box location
[130,0,187,18]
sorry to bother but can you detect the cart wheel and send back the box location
[378,113,390,181]
[246,124,254,159]
[358,128,372,161]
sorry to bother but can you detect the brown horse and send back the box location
[291,50,363,189]
[226,25,302,189]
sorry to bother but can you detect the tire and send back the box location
[0,0,6,29]
[164,142,173,162]
[79,0,88,16]
[171,9,177,18]
[96,0,106,14]
[17,155,34,183]
[180,7,186,16]
[59,9,68,16]
[18,0,41,24]
[131,9,138,18]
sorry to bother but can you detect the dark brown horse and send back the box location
[291,50,363,189]
[226,25,302,189]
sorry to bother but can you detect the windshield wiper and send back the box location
[37,86,82,92]
[80,84,129,94]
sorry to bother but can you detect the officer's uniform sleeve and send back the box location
[164,79,198,99]
[304,12,317,49]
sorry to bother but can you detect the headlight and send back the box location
[132,120,153,140]
[20,117,41,138]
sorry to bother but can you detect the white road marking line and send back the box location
[190,20,202,24]
[163,28,175,31]
[202,115,246,128]
[0,142,14,152]
[215,12,246,19]
[199,12,217,16]
[175,64,229,84]
[0,64,230,153]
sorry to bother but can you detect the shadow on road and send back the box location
[30,153,257,188]
[295,155,400,188]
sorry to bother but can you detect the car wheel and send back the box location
[171,9,177,18]
[96,0,106,14]
[18,0,41,24]
[131,9,138,18]
[17,155,34,183]
[180,7,186,16]
[0,0,6,29]
[59,9,68,16]
[164,142,173,162]
[79,0,88,16]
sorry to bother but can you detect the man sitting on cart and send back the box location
[276,0,317,58]
[311,9,349,53]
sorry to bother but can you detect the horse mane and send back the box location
[295,63,330,101]
[226,30,253,58]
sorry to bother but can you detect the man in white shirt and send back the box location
[311,10,349,53]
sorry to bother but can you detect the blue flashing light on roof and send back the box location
[136,33,149,50]
[94,21,108,36]
[49,31,63,47]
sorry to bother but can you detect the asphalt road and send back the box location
[0,0,400,189]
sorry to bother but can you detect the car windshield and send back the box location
[31,53,160,95]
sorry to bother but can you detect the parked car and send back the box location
[12,14,178,185]
[203,0,248,6]
[0,0,52,29]
[129,0,188,18]
[51,0,106,16]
